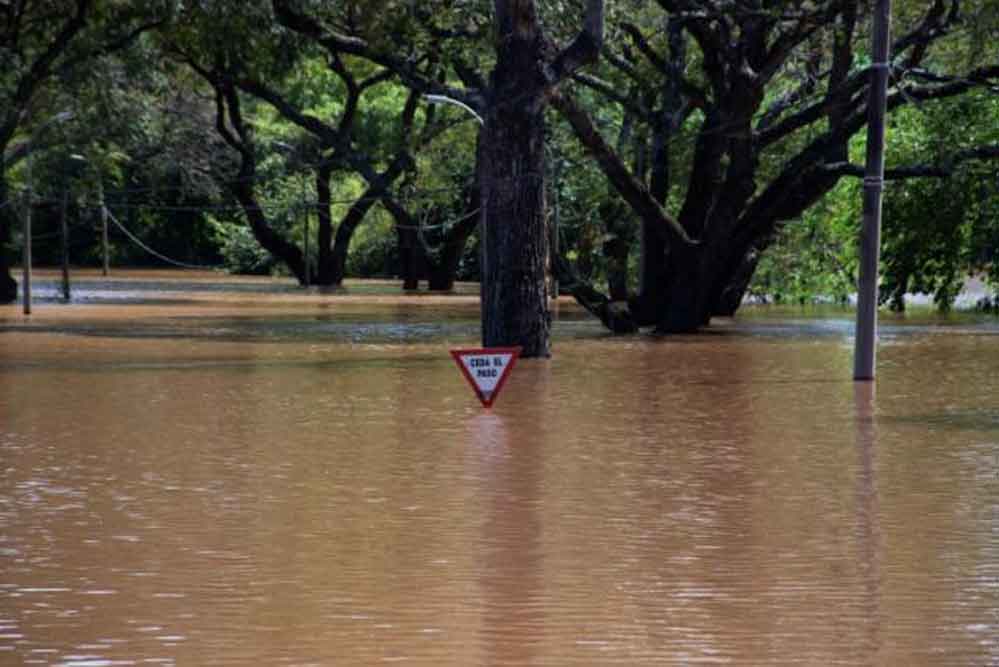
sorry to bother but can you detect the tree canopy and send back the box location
[1,0,997,336]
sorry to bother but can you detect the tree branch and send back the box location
[822,144,999,179]
[571,72,649,116]
[270,0,483,111]
[551,89,695,245]
[547,0,605,84]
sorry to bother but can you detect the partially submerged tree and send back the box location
[171,2,470,288]
[0,0,170,303]
[169,0,999,341]
[554,0,999,332]
[271,0,615,357]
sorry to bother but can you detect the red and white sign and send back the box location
[450,347,521,408]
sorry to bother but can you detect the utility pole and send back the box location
[22,153,32,316]
[551,155,561,301]
[60,181,71,301]
[854,0,892,381]
[302,174,310,288]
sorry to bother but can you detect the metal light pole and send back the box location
[854,0,892,381]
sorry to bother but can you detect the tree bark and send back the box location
[427,203,478,291]
[327,187,382,285]
[397,224,424,290]
[231,180,307,281]
[481,97,551,356]
[0,172,18,303]
[314,162,335,284]
[481,2,552,357]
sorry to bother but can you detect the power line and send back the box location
[9,183,471,211]
[104,206,224,271]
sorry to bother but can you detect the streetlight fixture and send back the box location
[422,94,491,302]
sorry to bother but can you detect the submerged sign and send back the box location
[450,347,521,408]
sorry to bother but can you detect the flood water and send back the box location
[2,270,997,665]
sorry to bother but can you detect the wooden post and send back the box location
[22,156,32,315]
[60,185,71,301]
[854,0,892,381]
[302,176,310,288]
[551,155,561,300]
[99,178,109,277]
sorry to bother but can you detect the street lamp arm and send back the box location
[3,112,75,167]
[424,95,485,126]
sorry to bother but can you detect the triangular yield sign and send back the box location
[450,347,521,408]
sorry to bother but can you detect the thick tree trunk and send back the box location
[481,102,550,356]
[657,247,713,333]
[232,181,307,282]
[314,163,334,285]
[0,261,15,304]
[382,191,477,292]
[427,209,477,291]
[481,5,551,357]
[0,172,19,303]
[710,247,760,316]
[600,201,631,302]
[605,235,630,302]
[638,20,685,310]
[397,225,424,290]
[428,149,483,292]
[327,201,375,286]
[633,123,673,323]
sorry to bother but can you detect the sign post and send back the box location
[450,347,521,408]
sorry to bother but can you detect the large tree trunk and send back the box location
[427,208,478,291]
[326,191,380,286]
[656,248,711,332]
[600,200,631,302]
[0,256,15,304]
[481,106,550,356]
[232,181,307,282]
[382,192,478,292]
[481,4,551,357]
[314,163,335,285]
[711,246,761,316]
[0,171,19,303]
[428,155,483,292]
[397,224,424,290]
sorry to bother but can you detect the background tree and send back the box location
[271,0,611,356]
[553,0,999,332]
[0,0,170,302]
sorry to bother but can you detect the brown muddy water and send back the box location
[1,270,997,666]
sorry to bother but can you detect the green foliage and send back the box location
[345,207,395,277]
[879,93,999,311]
[754,93,999,312]
[209,217,277,275]
[3,0,997,306]
[750,179,859,306]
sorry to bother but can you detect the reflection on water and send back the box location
[1,271,997,665]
